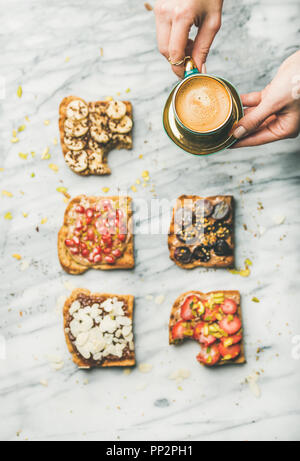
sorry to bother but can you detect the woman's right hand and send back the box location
[154,0,224,78]
[232,50,300,147]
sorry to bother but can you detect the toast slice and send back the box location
[59,96,133,176]
[58,195,134,274]
[168,195,234,269]
[169,290,245,367]
[63,289,135,369]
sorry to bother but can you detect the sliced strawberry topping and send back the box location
[219,315,242,335]
[220,334,242,346]
[197,344,221,366]
[193,322,216,346]
[118,233,126,242]
[221,298,238,315]
[171,320,190,341]
[219,343,241,360]
[69,247,79,255]
[103,247,111,255]
[180,295,199,320]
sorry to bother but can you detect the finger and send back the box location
[241,91,262,107]
[232,126,281,148]
[155,17,172,58]
[192,15,221,71]
[232,102,274,139]
[169,18,192,78]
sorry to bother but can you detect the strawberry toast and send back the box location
[169,291,245,367]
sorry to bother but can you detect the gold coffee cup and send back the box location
[163,58,244,155]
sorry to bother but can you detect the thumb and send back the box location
[233,102,273,139]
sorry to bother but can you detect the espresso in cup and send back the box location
[174,75,232,133]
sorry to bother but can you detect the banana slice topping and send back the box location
[109,115,133,134]
[90,125,111,144]
[66,99,89,120]
[64,135,86,151]
[65,151,88,173]
[106,101,127,120]
[64,118,89,137]
[89,112,107,127]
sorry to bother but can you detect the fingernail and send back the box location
[201,63,207,74]
[233,126,247,139]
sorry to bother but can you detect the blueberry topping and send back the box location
[214,239,232,256]
[212,201,230,220]
[174,247,192,264]
[192,245,211,262]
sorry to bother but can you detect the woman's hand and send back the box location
[233,50,300,147]
[154,0,223,78]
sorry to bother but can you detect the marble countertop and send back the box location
[1,0,300,442]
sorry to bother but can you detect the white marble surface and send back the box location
[1,0,300,442]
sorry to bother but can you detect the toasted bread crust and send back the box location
[63,288,135,368]
[169,290,245,366]
[168,195,234,269]
[59,96,133,176]
[58,195,134,275]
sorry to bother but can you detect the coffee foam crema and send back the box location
[175,76,232,133]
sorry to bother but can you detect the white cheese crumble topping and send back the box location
[68,297,134,362]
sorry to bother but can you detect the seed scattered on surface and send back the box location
[41,147,51,160]
[138,363,153,373]
[4,212,12,220]
[2,190,13,197]
[18,153,28,160]
[49,163,59,172]
[17,86,22,98]
[12,254,22,260]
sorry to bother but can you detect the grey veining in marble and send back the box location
[0,0,300,441]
